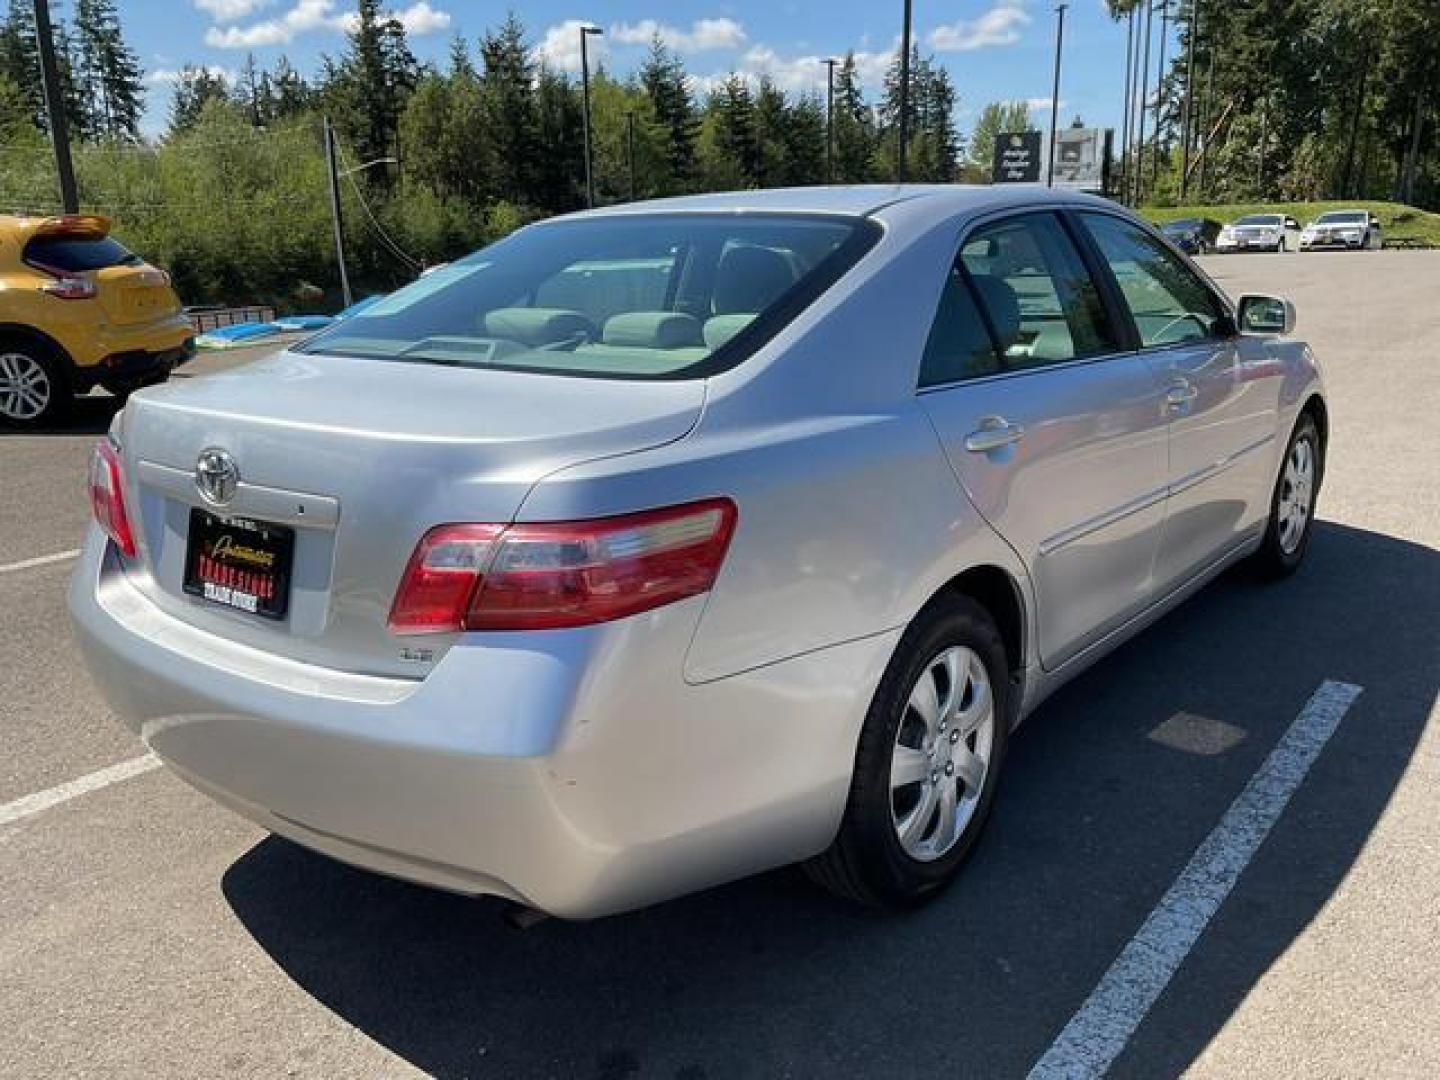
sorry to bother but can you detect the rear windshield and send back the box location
[297,212,879,379]
[1317,212,1366,224]
[1235,215,1283,227]
[24,235,142,272]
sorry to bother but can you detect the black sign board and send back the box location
[992,131,1041,183]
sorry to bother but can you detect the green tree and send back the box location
[639,36,699,193]
[0,0,43,129]
[168,65,232,135]
[72,0,144,141]
[478,12,538,205]
[832,51,876,183]
[968,101,1033,177]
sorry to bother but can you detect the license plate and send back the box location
[183,509,294,620]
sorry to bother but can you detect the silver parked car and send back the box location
[70,187,1327,917]
[1299,209,1383,251]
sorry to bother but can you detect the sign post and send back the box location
[992,132,1042,184]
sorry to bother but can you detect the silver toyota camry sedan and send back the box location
[70,186,1327,918]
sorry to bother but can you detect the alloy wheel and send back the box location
[0,352,51,421]
[1277,435,1315,554]
[890,645,996,862]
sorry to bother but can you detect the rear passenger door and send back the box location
[1076,212,1279,593]
[919,211,1171,670]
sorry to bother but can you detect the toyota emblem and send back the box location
[195,447,239,506]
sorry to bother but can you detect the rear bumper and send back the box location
[76,339,195,389]
[1215,239,1281,252]
[63,311,195,383]
[1299,239,1366,250]
[68,530,896,917]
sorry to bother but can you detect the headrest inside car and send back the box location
[484,308,593,346]
[602,312,703,349]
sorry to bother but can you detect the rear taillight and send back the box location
[388,499,738,635]
[88,439,137,558]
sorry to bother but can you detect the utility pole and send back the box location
[580,24,604,208]
[32,0,77,213]
[1047,3,1068,187]
[1121,8,1135,205]
[1151,0,1170,193]
[1179,0,1200,201]
[626,111,637,202]
[1134,0,1154,204]
[823,58,839,183]
[323,117,353,309]
[897,0,913,182]
[1198,38,1215,198]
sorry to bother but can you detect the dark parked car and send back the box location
[1158,217,1222,255]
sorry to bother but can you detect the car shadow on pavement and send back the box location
[0,392,121,437]
[222,521,1437,1080]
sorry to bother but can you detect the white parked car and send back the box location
[1215,213,1300,253]
[1299,210,1382,251]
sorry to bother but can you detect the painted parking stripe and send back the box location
[0,549,81,575]
[0,754,159,827]
[1028,679,1364,1080]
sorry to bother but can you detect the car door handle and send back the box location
[1166,380,1199,410]
[964,418,1026,453]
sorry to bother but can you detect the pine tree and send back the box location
[72,0,143,141]
[269,57,310,120]
[478,13,538,205]
[639,36,699,193]
[0,0,44,129]
[832,52,876,184]
[168,65,231,135]
[780,92,827,186]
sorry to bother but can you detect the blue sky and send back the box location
[113,0,1165,142]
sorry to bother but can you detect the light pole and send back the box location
[823,58,839,184]
[579,24,604,208]
[1151,0,1170,192]
[1134,0,1153,204]
[1047,3,1068,187]
[32,0,77,213]
[1121,7,1135,204]
[1179,0,1200,201]
[897,0,913,182]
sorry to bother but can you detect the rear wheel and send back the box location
[1253,412,1323,577]
[0,340,68,427]
[805,596,1009,907]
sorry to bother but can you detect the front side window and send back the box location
[1080,213,1229,348]
[298,213,877,380]
[958,212,1117,370]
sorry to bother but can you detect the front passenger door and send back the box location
[1077,212,1280,592]
[920,212,1170,670]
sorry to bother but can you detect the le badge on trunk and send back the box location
[195,447,239,507]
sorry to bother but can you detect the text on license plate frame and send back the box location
[182,508,295,620]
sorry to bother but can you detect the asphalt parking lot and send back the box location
[2,252,1437,1079]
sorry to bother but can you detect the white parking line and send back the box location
[0,549,81,575]
[0,754,159,827]
[1027,679,1364,1080]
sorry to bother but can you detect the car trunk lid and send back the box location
[117,350,705,677]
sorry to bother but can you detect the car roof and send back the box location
[565,184,1114,222]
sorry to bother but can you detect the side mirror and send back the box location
[1236,294,1296,336]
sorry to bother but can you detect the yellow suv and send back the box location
[0,214,193,427]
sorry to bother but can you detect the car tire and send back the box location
[804,595,1010,907]
[1253,412,1323,578]
[0,337,70,428]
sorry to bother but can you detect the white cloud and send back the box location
[206,0,450,49]
[194,0,270,22]
[148,64,235,85]
[690,44,892,98]
[204,0,336,48]
[1025,97,1069,113]
[929,4,1031,52]
[610,17,747,52]
[333,1,451,36]
[534,20,609,74]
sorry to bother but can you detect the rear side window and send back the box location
[920,270,1002,387]
[1079,213,1228,347]
[959,212,1117,370]
[24,235,141,273]
[299,212,879,380]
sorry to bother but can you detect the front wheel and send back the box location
[805,597,1010,907]
[1253,412,1323,577]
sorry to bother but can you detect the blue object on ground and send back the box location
[272,314,335,331]
[336,294,385,320]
